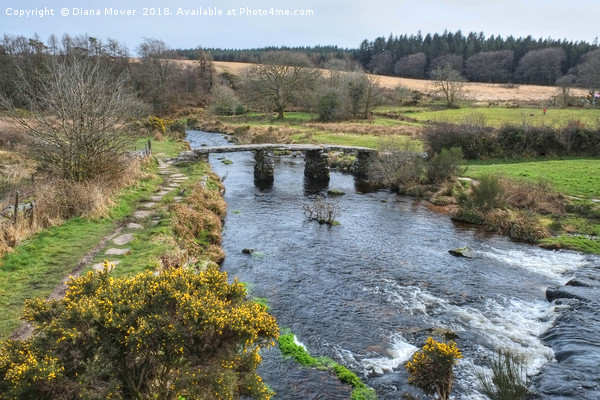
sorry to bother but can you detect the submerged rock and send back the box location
[327,189,346,196]
[242,248,254,255]
[448,246,474,258]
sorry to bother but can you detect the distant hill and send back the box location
[211,61,588,102]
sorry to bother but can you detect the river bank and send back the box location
[188,129,600,399]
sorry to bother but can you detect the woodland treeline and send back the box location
[179,31,600,88]
[0,33,214,115]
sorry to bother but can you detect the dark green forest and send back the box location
[178,31,600,87]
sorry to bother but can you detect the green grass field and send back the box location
[377,106,600,128]
[464,158,600,199]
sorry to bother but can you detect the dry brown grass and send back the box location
[500,177,567,215]
[211,61,587,102]
[170,182,227,265]
[0,118,27,148]
[303,122,420,137]
[0,157,143,258]
[233,125,296,144]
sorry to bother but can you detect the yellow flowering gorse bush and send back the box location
[0,265,278,400]
[405,337,462,400]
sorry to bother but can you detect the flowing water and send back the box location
[187,131,600,399]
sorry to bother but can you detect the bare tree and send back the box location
[394,52,427,79]
[368,53,394,75]
[429,54,464,75]
[465,50,514,83]
[515,48,565,85]
[362,74,384,119]
[1,55,143,182]
[572,49,600,90]
[430,64,467,107]
[555,74,578,107]
[241,51,318,119]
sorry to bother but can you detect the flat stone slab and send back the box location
[170,174,186,178]
[127,223,144,230]
[92,260,121,271]
[149,196,163,202]
[141,202,157,209]
[173,196,183,202]
[113,233,134,245]
[169,183,180,188]
[133,210,154,219]
[105,248,130,255]
[156,191,170,196]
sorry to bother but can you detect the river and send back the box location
[187,130,600,399]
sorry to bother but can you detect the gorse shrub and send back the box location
[477,349,530,400]
[0,265,279,400]
[405,337,462,400]
[426,147,466,183]
[470,174,505,211]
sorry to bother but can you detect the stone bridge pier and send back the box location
[254,149,275,183]
[304,149,330,182]
[352,150,377,182]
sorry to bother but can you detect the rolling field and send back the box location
[464,158,600,199]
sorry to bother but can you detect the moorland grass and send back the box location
[0,137,199,338]
[540,235,600,254]
[463,158,600,199]
[377,106,600,128]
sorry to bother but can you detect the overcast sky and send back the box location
[2,0,598,52]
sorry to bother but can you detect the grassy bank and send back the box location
[278,332,377,400]
[460,158,600,253]
[463,158,600,199]
[0,137,195,338]
[377,106,600,128]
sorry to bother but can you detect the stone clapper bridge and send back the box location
[175,144,378,184]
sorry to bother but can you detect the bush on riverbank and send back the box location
[452,175,560,243]
[424,120,600,159]
[405,337,462,400]
[0,265,278,400]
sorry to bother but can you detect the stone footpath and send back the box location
[12,155,192,340]
[89,156,189,272]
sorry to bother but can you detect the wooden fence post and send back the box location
[13,191,19,225]
[147,139,152,155]
[29,202,34,228]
